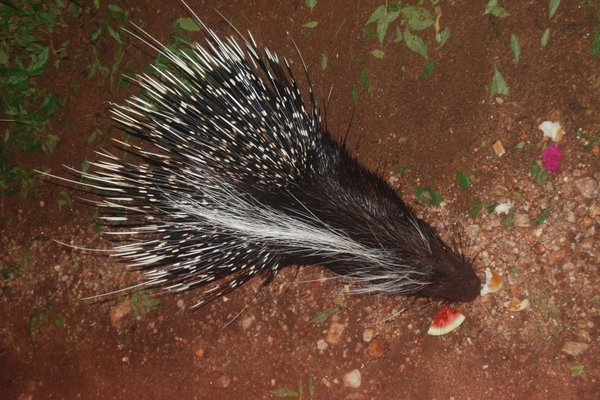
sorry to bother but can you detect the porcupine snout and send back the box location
[415,241,481,302]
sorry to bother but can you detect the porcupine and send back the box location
[48,3,481,308]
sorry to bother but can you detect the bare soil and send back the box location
[1,1,599,399]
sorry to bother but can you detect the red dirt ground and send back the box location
[1,1,599,399]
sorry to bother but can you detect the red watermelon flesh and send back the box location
[427,306,466,336]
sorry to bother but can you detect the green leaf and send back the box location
[415,187,443,206]
[367,5,386,25]
[44,134,59,155]
[569,364,584,375]
[435,27,450,47]
[107,25,123,43]
[486,201,499,213]
[320,53,328,69]
[502,208,515,228]
[173,17,198,32]
[403,29,428,59]
[593,23,600,58]
[549,0,560,18]
[420,60,436,80]
[58,190,72,209]
[490,66,509,96]
[377,11,399,44]
[27,46,50,76]
[309,307,339,324]
[306,0,317,11]
[394,26,403,43]
[529,162,548,186]
[532,204,552,225]
[468,197,483,219]
[0,49,7,66]
[457,171,470,190]
[541,28,550,47]
[303,21,318,29]
[359,68,370,93]
[270,388,300,397]
[484,0,509,18]
[394,165,411,174]
[371,49,385,58]
[91,24,104,42]
[37,94,60,120]
[107,4,122,13]
[401,6,434,31]
[350,84,358,101]
[88,129,100,143]
[511,34,521,64]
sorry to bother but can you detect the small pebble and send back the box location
[369,339,385,359]
[561,341,589,357]
[574,177,598,198]
[316,339,328,351]
[343,369,362,389]
[362,328,374,343]
[514,214,531,228]
[325,322,345,345]
[216,375,231,388]
[240,315,255,330]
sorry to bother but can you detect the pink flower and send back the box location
[541,145,562,172]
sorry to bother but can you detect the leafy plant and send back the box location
[271,376,315,399]
[364,1,449,77]
[0,264,19,295]
[130,290,161,318]
[0,0,68,197]
[415,187,443,206]
[27,300,65,339]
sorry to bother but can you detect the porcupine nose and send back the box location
[416,246,482,302]
[419,266,481,302]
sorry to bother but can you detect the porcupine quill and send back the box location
[40,1,481,308]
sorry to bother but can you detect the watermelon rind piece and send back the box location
[427,307,466,336]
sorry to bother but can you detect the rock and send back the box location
[216,375,231,388]
[317,339,328,351]
[369,338,385,359]
[561,341,589,357]
[514,213,531,228]
[240,315,255,330]
[325,322,345,345]
[362,328,374,343]
[343,369,362,388]
[575,177,598,198]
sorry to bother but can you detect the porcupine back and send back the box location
[77,7,481,307]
